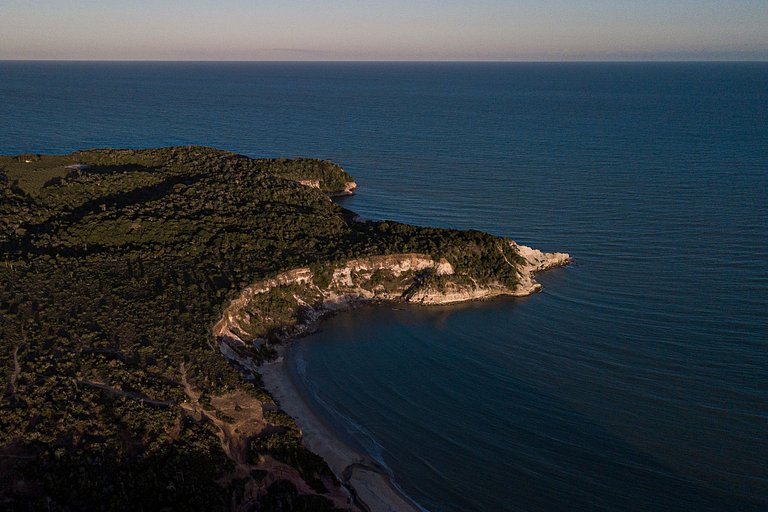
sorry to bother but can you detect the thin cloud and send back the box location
[271,48,327,55]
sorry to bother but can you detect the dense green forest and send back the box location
[0,147,524,511]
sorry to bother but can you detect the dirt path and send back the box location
[6,328,24,404]
[7,344,20,402]
[78,379,176,408]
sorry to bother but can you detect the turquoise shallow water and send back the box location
[2,61,767,511]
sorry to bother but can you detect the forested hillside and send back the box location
[0,147,523,511]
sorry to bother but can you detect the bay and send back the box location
[2,61,766,511]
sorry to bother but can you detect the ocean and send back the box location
[2,61,766,511]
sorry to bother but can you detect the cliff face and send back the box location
[408,241,569,304]
[213,253,449,352]
[213,243,569,372]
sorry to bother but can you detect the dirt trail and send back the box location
[6,344,20,403]
[78,379,176,408]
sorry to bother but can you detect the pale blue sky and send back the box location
[1,0,766,60]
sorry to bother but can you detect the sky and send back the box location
[1,0,766,61]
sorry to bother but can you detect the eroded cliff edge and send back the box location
[214,244,569,373]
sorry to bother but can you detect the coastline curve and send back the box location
[213,243,570,511]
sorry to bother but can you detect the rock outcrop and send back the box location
[298,179,321,189]
[328,180,357,196]
[509,240,571,294]
[296,178,357,196]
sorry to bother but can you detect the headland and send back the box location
[0,146,567,511]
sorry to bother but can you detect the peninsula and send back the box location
[0,147,568,511]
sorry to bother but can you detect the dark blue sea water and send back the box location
[2,62,767,511]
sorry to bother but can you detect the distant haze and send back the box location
[1,0,767,61]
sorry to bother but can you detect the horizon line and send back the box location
[1,58,767,63]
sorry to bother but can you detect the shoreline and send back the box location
[260,341,426,512]
[216,241,570,509]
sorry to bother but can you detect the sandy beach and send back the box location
[260,343,424,512]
